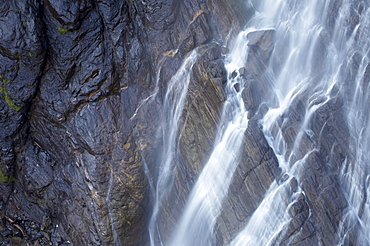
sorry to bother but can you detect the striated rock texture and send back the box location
[0,0,364,246]
[0,0,252,245]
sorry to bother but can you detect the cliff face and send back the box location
[0,0,251,245]
[0,0,364,245]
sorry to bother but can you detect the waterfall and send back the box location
[168,31,250,245]
[148,50,199,246]
[148,0,370,245]
[232,0,370,245]
[338,2,370,244]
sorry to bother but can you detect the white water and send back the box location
[148,50,198,246]
[338,3,370,244]
[232,0,370,245]
[147,0,370,245]
[169,32,250,244]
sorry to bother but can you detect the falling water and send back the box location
[148,50,198,246]
[148,0,370,245]
[169,31,251,245]
[232,0,370,245]
[338,2,370,244]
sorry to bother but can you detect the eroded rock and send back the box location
[0,0,249,245]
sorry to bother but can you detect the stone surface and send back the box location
[215,119,282,245]
[0,0,250,245]
[0,0,364,245]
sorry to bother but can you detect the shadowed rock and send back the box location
[0,0,250,245]
[0,0,365,245]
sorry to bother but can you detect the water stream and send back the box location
[147,50,199,246]
[232,0,370,245]
[168,31,250,245]
[147,0,370,245]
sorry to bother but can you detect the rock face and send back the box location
[0,0,252,245]
[152,43,228,243]
[0,0,365,246]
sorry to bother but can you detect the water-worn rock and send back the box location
[1,0,362,245]
[215,119,282,244]
[241,29,277,118]
[150,43,228,243]
[0,0,252,245]
[264,80,351,245]
[245,29,275,76]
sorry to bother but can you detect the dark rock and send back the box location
[288,200,308,217]
[231,70,238,78]
[296,192,305,201]
[242,79,261,114]
[288,151,348,245]
[0,0,46,212]
[234,83,241,92]
[290,178,299,193]
[11,236,22,245]
[0,0,361,245]
[245,29,275,75]
[216,119,282,244]
[281,173,290,183]
[0,0,245,245]
[227,0,255,28]
[18,142,54,194]
[154,42,228,243]
[239,29,276,119]
[238,67,247,77]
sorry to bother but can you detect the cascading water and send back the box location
[147,0,370,245]
[147,50,199,246]
[337,2,370,244]
[169,31,251,245]
[232,0,370,245]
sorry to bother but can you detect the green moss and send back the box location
[0,163,16,182]
[0,75,20,111]
[57,26,69,34]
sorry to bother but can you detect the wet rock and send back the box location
[234,83,241,92]
[231,70,238,78]
[296,192,305,201]
[290,178,299,193]
[246,29,275,76]
[227,0,255,28]
[154,43,228,243]
[0,0,252,245]
[286,151,348,245]
[289,200,309,217]
[11,236,22,245]
[270,197,311,246]
[0,0,46,216]
[0,0,359,245]
[238,67,247,77]
[216,119,282,244]
[281,173,290,183]
[239,29,276,119]
[18,142,54,194]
